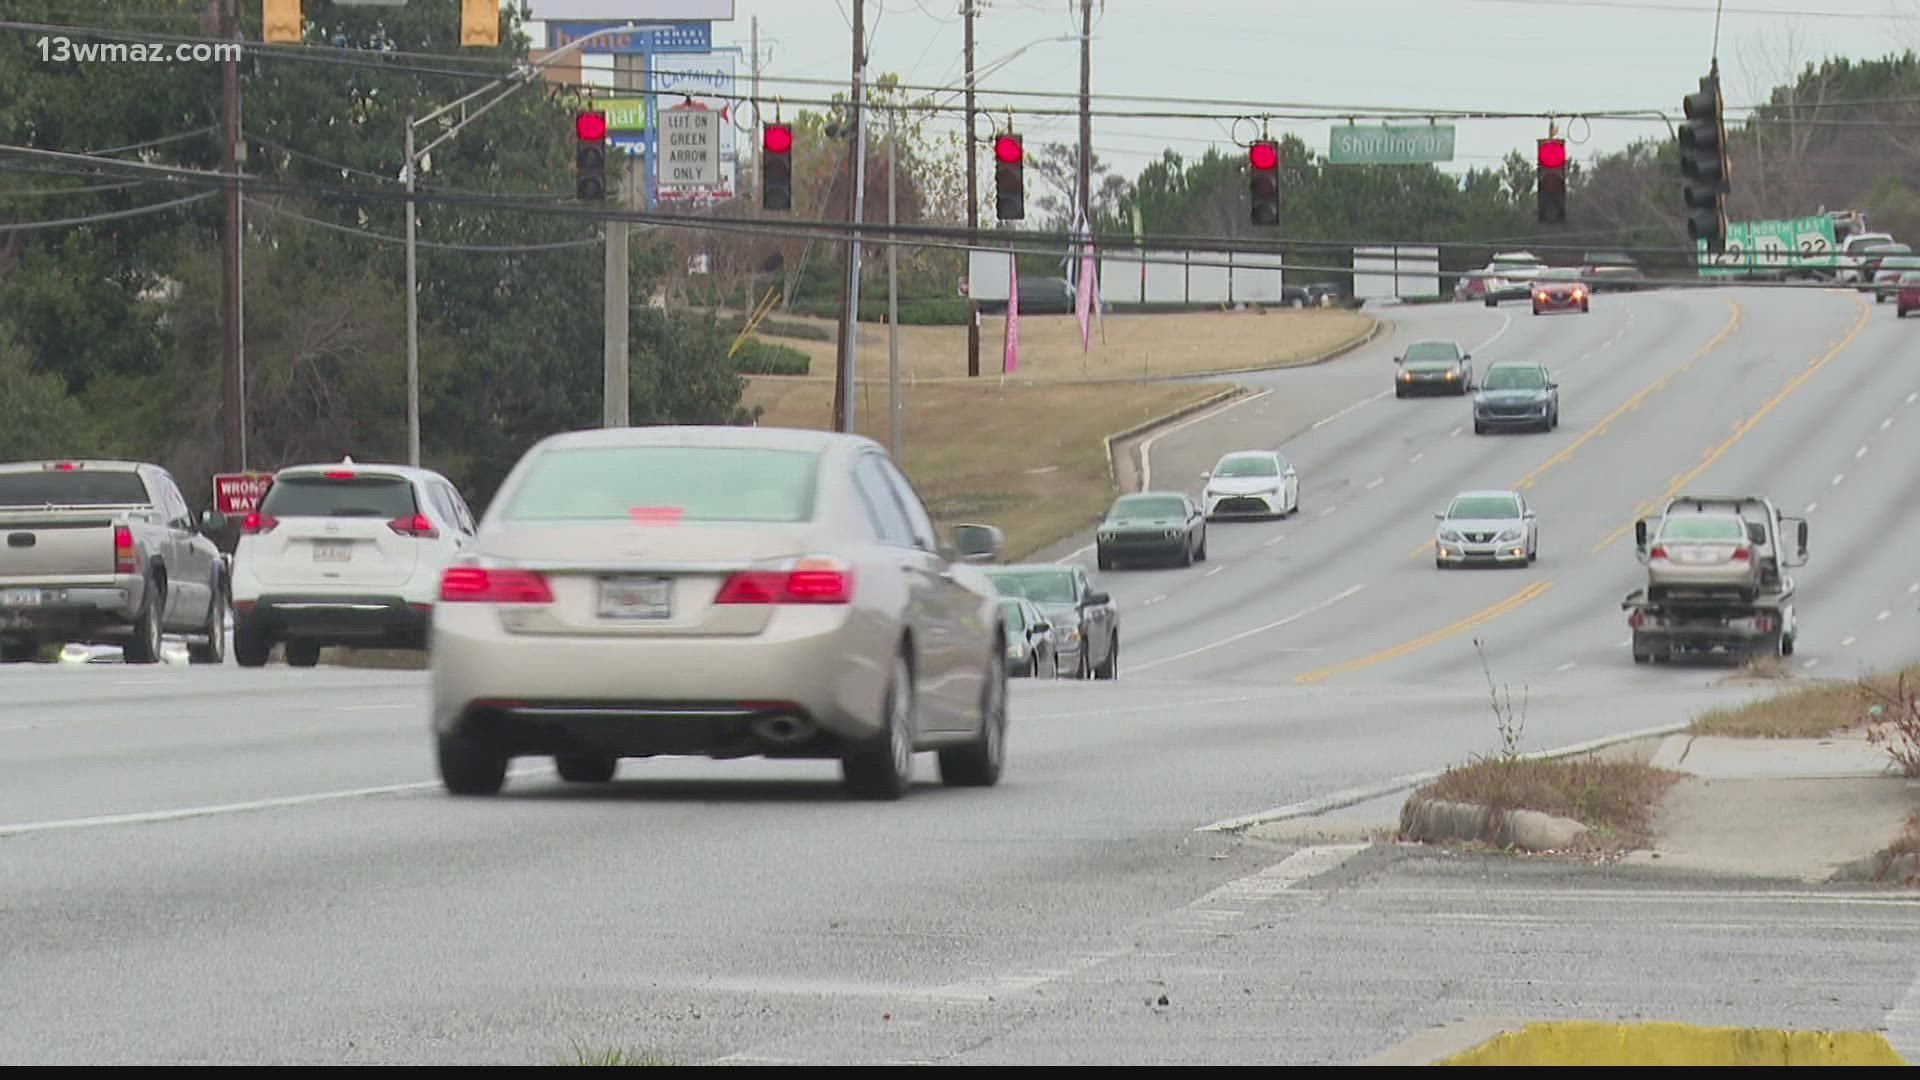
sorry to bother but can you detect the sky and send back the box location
[528,0,1920,185]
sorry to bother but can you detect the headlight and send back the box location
[1007,643,1025,660]
[1062,625,1081,642]
[1398,371,1413,381]
[1439,529,1463,542]
[1497,528,1522,542]
[1444,369,1459,380]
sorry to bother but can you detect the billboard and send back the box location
[546,20,712,53]
[650,50,738,201]
[1352,245,1440,300]
[527,1,734,19]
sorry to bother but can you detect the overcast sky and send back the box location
[533,0,1920,181]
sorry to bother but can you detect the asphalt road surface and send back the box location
[5,286,1919,1065]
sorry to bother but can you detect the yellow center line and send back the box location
[1590,295,1874,553]
[1405,298,1743,561]
[1292,580,1555,685]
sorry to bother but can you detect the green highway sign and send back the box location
[1327,124,1456,165]
[1697,215,1837,277]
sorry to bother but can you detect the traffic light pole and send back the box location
[404,121,421,466]
[964,0,979,379]
[219,0,245,474]
[832,0,866,435]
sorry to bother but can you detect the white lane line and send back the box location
[1143,594,1167,606]
[1133,584,1367,673]
[1140,388,1274,490]
[1473,307,1515,353]
[0,766,557,837]
[1555,661,1577,672]
[1804,659,1822,669]
[1318,506,1336,517]
[1617,637,1632,647]
[1910,582,1920,594]
[1365,477,1384,490]
[1054,543,1094,565]
[1205,566,1225,578]
[1877,610,1892,622]
[1842,636,1857,647]
[335,703,410,712]
[1805,502,1818,514]
[1910,392,1918,404]
[1855,445,1869,459]
[1409,452,1424,464]
[1883,417,1895,431]
[1832,473,1845,486]
[1264,533,1288,547]
[1449,425,1464,438]
[1309,388,1392,431]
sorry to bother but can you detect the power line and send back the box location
[0,190,216,233]
[243,196,603,252]
[0,178,147,198]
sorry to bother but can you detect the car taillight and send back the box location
[113,525,136,574]
[388,513,439,539]
[241,511,279,535]
[439,566,553,603]
[1649,546,1667,560]
[1731,546,1751,561]
[715,560,853,605]
[46,461,81,471]
[323,470,355,480]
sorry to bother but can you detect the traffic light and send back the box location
[762,123,793,211]
[1680,73,1730,252]
[1536,137,1568,225]
[461,0,499,48]
[263,0,301,43]
[993,132,1024,221]
[1249,139,1280,227]
[575,110,608,201]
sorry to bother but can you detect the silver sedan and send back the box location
[430,426,1010,801]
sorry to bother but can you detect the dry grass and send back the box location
[1690,664,1920,738]
[744,377,1229,559]
[1416,757,1685,850]
[775,308,1374,383]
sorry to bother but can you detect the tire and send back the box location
[438,733,508,796]
[1782,634,1796,657]
[939,655,1007,787]
[1632,651,1651,664]
[188,577,227,664]
[1395,386,1407,399]
[1075,642,1091,680]
[123,580,164,664]
[1485,297,1497,308]
[1096,549,1112,571]
[556,753,618,784]
[1474,420,1487,435]
[285,640,322,668]
[1551,408,1560,429]
[0,638,38,663]
[843,651,916,800]
[1195,532,1208,561]
[233,616,270,668]
[1094,634,1119,680]
[1177,540,1193,568]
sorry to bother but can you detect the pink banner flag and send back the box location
[1075,237,1098,352]
[1003,252,1019,374]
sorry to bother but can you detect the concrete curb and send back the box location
[1100,386,1247,489]
[1397,796,1591,851]
[1830,850,1920,884]
[1148,317,1383,382]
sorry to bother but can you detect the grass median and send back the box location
[744,377,1232,559]
[1691,663,1920,738]
[1413,756,1684,851]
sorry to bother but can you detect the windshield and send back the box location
[501,446,819,524]
[985,568,1077,604]
[1214,455,1279,478]
[1403,342,1460,366]
[0,470,150,507]
[1447,495,1520,520]
[1482,366,1547,390]
[1110,495,1186,520]
[260,475,418,519]
[1658,516,1746,541]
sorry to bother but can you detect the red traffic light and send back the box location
[575,110,608,141]
[994,134,1023,165]
[764,123,793,155]
[1537,137,1567,170]
[1248,140,1279,171]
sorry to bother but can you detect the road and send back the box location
[4,286,1919,1065]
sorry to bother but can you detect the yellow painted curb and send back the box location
[1437,1020,1908,1065]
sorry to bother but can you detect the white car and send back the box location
[229,458,477,667]
[1202,450,1299,520]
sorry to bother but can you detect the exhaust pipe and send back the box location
[752,714,813,744]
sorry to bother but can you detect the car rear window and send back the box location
[1658,516,1746,541]
[502,445,820,524]
[0,470,150,506]
[260,475,419,519]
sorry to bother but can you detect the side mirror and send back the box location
[1084,591,1110,607]
[199,510,228,534]
[1523,511,1536,520]
[1746,522,1768,546]
[1462,352,1472,361]
[1031,621,1052,635]
[1547,381,1559,390]
[1799,520,1809,551]
[948,523,1003,564]
[1634,519,1649,548]
[1199,470,1211,479]
[1284,466,1296,477]
[1393,355,1404,364]
[1434,512,1446,521]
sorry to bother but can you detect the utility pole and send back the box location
[1078,0,1092,234]
[831,0,866,433]
[219,0,245,472]
[750,15,761,207]
[604,60,635,428]
[887,106,901,456]
[403,121,420,464]
[964,0,980,378]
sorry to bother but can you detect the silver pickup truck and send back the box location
[0,460,229,663]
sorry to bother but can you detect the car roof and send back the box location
[0,459,154,475]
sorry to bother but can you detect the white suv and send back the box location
[229,458,476,667]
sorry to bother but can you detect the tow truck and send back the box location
[1622,494,1809,664]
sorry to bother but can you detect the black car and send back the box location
[1473,362,1559,434]
[1395,339,1475,397]
[1095,491,1207,569]
[983,563,1120,680]
[998,597,1058,678]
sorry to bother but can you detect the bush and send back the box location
[730,338,811,376]
[719,313,834,341]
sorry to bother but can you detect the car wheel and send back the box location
[1395,386,1407,398]
[437,733,508,796]
[1485,297,1497,308]
[233,616,271,668]
[1196,531,1208,561]
[1781,634,1796,657]
[1096,549,1112,571]
[843,652,916,800]
[1178,540,1193,568]
[285,640,322,668]
[1474,420,1487,435]
[1551,408,1560,429]
[188,576,227,664]
[123,580,164,664]
[556,753,618,784]
[1094,634,1119,680]
[939,654,1007,787]
[1075,645,1091,679]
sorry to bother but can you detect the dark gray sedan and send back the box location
[1473,362,1560,434]
[1095,491,1207,569]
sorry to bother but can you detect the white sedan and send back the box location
[1201,450,1299,520]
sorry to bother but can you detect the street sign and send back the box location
[658,101,721,190]
[1327,124,1457,165]
[212,473,273,515]
[1697,215,1837,277]
[649,50,739,201]
[545,20,712,54]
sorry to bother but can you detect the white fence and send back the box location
[966,248,1286,305]
[1352,245,1440,300]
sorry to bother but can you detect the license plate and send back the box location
[0,587,41,607]
[312,541,352,564]
[598,576,672,620]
